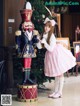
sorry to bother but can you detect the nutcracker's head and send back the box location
[20,2,34,32]
[22,21,34,32]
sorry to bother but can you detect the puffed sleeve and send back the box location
[44,34,56,52]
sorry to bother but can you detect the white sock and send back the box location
[58,76,64,95]
[53,77,60,93]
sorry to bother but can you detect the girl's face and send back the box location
[44,25,50,33]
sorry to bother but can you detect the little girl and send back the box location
[40,18,76,99]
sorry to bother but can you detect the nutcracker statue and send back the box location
[15,1,42,102]
[15,2,40,85]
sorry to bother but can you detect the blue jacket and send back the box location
[15,31,39,58]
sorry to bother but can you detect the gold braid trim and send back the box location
[18,84,37,89]
[17,98,38,102]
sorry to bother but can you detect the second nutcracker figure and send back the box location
[15,2,40,85]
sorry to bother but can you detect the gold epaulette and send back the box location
[33,30,39,36]
[15,30,21,36]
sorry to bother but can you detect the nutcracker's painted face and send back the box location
[22,21,34,32]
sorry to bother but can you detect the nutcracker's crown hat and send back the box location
[20,2,32,22]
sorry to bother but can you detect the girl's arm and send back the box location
[41,34,56,52]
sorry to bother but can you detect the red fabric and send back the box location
[75,52,80,62]
[23,58,32,68]
[20,9,32,22]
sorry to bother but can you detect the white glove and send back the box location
[37,36,40,40]
[36,42,42,49]
[41,38,46,44]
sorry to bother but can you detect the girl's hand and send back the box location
[41,38,46,44]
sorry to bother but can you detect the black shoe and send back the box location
[28,78,36,85]
[22,79,36,85]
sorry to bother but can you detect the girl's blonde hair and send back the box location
[44,21,54,44]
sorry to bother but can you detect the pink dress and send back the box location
[43,33,76,77]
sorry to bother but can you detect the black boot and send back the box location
[23,70,36,85]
